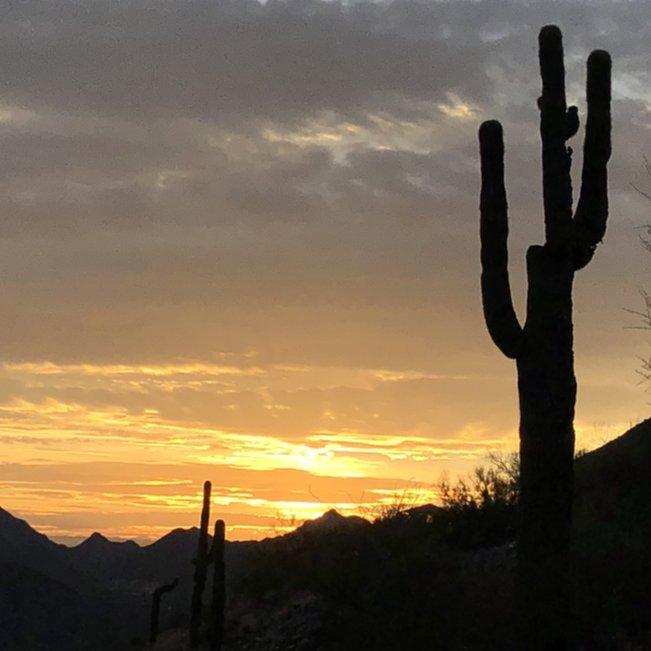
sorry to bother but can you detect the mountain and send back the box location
[68,532,140,581]
[0,510,200,591]
[293,508,371,535]
[72,531,139,555]
[0,563,87,651]
[126,527,203,606]
[0,511,150,649]
[0,507,66,561]
[139,527,201,575]
[0,508,89,591]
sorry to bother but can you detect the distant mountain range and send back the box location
[1,418,650,650]
[0,491,377,649]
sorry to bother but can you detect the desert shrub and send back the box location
[437,452,519,550]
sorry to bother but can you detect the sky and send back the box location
[0,0,649,544]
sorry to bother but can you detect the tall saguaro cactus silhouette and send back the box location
[190,480,212,648]
[478,26,611,648]
[210,519,226,651]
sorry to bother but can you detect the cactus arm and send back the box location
[149,578,179,645]
[572,50,612,270]
[538,25,574,253]
[479,120,524,359]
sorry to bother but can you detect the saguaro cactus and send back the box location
[478,26,611,648]
[149,577,179,646]
[210,519,226,651]
[190,480,212,648]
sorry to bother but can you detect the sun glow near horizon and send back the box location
[0,357,639,544]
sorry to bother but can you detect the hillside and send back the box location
[0,563,86,651]
[575,417,651,528]
[572,418,651,644]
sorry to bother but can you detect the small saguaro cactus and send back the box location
[190,480,212,648]
[478,26,611,648]
[149,577,179,646]
[210,519,226,651]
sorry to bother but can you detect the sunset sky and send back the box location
[0,0,649,544]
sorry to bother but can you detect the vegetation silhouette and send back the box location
[149,577,179,645]
[184,480,227,650]
[629,157,651,380]
[437,452,519,550]
[210,519,226,651]
[478,25,611,648]
[190,480,212,648]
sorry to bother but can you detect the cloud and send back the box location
[0,0,648,540]
[0,360,517,446]
[0,1,491,124]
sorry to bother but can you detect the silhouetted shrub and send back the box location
[437,452,518,550]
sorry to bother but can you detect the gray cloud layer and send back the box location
[0,0,648,392]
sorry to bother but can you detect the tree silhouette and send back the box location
[478,25,611,648]
[630,158,651,381]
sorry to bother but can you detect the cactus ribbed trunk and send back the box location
[210,519,226,651]
[190,480,212,648]
[517,249,576,647]
[478,26,611,650]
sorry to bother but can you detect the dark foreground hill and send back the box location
[575,417,651,530]
[1,418,650,650]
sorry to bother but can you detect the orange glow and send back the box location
[0,358,638,544]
